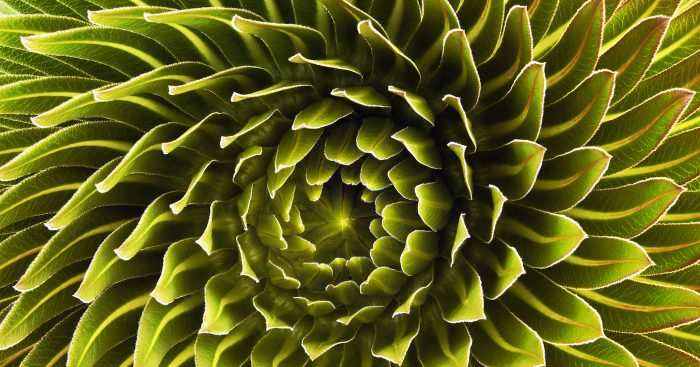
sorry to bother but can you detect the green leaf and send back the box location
[540,0,604,99]
[0,262,84,349]
[274,127,323,172]
[647,322,700,358]
[543,236,652,289]
[94,62,215,101]
[250,319,310,367]
[610,333,700,367]
[464,185,506,243]
[197,199,244,254]
[591,89,694,174]
[356,117,403,160]
[232,15,326,66]
[14,207,133,292]
[288,53,363,77]
[359,266,406,297]
[0,223,51,288]
[388,86,435,125]
[21,27,173,76]
[602,0,678,52]
[472,62,545,149]
[467,301,545,367]
[497,204,586,268]
[600,126,700,187]
[478,6,532,101]
[302,316,359,360]
[292,98,354,130]
[152,238,235,305]
[522,147,611,212]
[501,271,603,344]
[415,298,471,367]
[649,2,700,76]
[0,128,56,167]
[545,337,637,367]
[325,121,365,165]
[399,230,439,276]
[115,192,209,260]
[357,19,420,89]
[18,308,83,367]
[134,293,203,367]
[195,314,265,367]
[634,223,700,275]
[431,256,485,322]
[74,220,162,303]
[371,312,420,365]
[661,191,700,223]
[458,0,506,63]
[67,277,156,367]
[252,284,305,330]
[0,76,105,114]
[575,280,700,333]
[415,181,452,231]
[391,127,442,169]
[47,158,171,230]
[330,86,391,109]
[538,70,615,156]
[471,139,545,200]
[201,265,260,335]
[564,178,684,237]
[95,123,190,193]
[381,201,425,242]
[599,16,670,101]
[424,29,480,110]
[387,158,431,200]
[464,239,525,299]
[0,120,138,181]
[168,66,273,97]
[0,167,89,232]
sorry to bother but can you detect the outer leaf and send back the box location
[496,204,586,268]
[564,178,684,237]
[545,337,637,367]
[67,277,155,367]
[634,223,700,274]
[134,293,203,367]
[0,167,89,232]
[371,312,420,365]
[647,322,700,357]
[302,316,359,360]
[649,1,700,75]
[151,239,235,305]
[391,127,442,169]
[274,127,323,172]
[0,262,84,349]
[522,147,611,212]
[500,271,604,344]
[464,239,524,300]
[458,0,505,63]
[414,181,452,231]
[543,236,653,289]
[575,280,700,333]
[200,265,261,335]
[600,16,670,101]
[590,89,693,174]
[610,333,700,367]
[0,223,51,288]
[18,308,83,367]
[540,0,604,100]
[21,27,173,76]
[292,98,354,130]
[356,117,403,160]
[325,121,364,165]
[74,220,162,302]
[115,192,208,260]
[195,314,265,367]
[661,191,700,223]
[472,62,544,149]
[600,127,700,187]
[538,70,615,156]
[431,256,485,322]
[14,207,134,291]
[415,298,471,367]
[0,76,104,115]
[468,301,545,367]
[470,139,545,200]
[400,230,439,276]
[250,320,310,367]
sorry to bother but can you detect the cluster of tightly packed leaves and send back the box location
[0,0,699,366]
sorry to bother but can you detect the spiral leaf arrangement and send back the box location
[0,0,699,366]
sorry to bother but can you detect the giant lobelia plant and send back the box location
[0,0,699,366]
